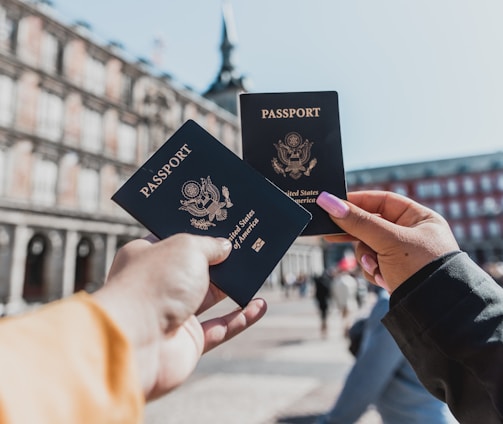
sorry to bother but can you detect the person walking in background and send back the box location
[316,286,457,424]
[282,271,297,298]
[313,268,334,337]
[332,258,359,337]
[296,272,309,297]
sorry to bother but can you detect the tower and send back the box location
[204,0,249,115]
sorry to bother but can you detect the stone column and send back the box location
[61,230,78,297]
[8,225,33,313]
[104,233,117,280]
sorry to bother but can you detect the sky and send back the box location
[51,0,503,171]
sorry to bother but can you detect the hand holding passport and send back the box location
[112,119,312,307]
[112,91,347,308]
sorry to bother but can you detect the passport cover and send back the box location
[239,91,347,236]
[112,120,312,308]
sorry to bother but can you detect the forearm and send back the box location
[0,292,143,424]
[383,252,503,423]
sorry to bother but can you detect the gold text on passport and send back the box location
[139,143,192,198]
[228,209,260,249]
[261,107,321,119]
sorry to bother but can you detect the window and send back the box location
[41,32,64,75]
[32,158,57,206]
[483,197,499,216]
[0,8,18,53]
[466,199,478,217]
[391,184,408,196]
[117,122,136,163]
[81,108,102,152]
[452,224,465,240]
[470,223,483,240]
[463,176,476,195]
[497,173,503,191]
[0,149,5,196]
[121,73,134,107]
[432,202,445,217]
[84,56,106,96]
[37,90,63,141]
[449,201,462,219]
[488,221,501,238]
[415,181,441,198]
[0,74,14,126]
[78,168,99,212]
[446,179,458,196]
[480,175,492,193]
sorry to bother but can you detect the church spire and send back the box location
[204,0,249,115]
[220,0,238,76]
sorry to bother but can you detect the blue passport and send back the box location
[112,120,311,307]
[240,91,347,236]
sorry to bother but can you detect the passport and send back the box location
[112,120,312,308]
[239,91,347,236]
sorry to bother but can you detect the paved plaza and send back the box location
[145,287,381,424]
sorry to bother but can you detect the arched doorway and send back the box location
[74,237,94,292]
[23,233,49,302]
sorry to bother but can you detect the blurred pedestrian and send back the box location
[296,272,309,297]
[283,271,297,298]
[313,268,333,337]
[332,258,358,336]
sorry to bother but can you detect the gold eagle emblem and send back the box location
[272,132,317,180]
[179,176,233,230]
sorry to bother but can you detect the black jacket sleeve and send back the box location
[382,251,503,424]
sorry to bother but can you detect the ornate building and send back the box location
[0,0,323,313]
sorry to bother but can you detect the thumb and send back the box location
[192,235,233,266]
[316,191,399,253]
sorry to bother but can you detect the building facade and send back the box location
[0,0,322,313]
[346,152,503,266]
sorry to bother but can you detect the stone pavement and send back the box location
[144,287,381,424]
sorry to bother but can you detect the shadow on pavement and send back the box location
[276,413,320,423]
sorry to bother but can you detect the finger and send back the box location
[354,243,388,290]
[196,283,227,315]
[143,233,160,243]
[324,233,359,243]
[355,242,378,280]
[201,298,267,353]
[347,191,432,227]
[316,191,421,254]
[181,235,232,266]
[108,238,154,271]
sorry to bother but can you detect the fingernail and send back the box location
[361,254,378,275]
[218,238,232,251]
[316,192,350,218]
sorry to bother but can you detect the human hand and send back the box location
[93,233,267,400]
[316,191,459,293]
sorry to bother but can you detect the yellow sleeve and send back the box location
[0,292,143,424]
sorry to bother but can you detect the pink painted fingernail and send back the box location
[361,254,378,275]
[316,192,349,218]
